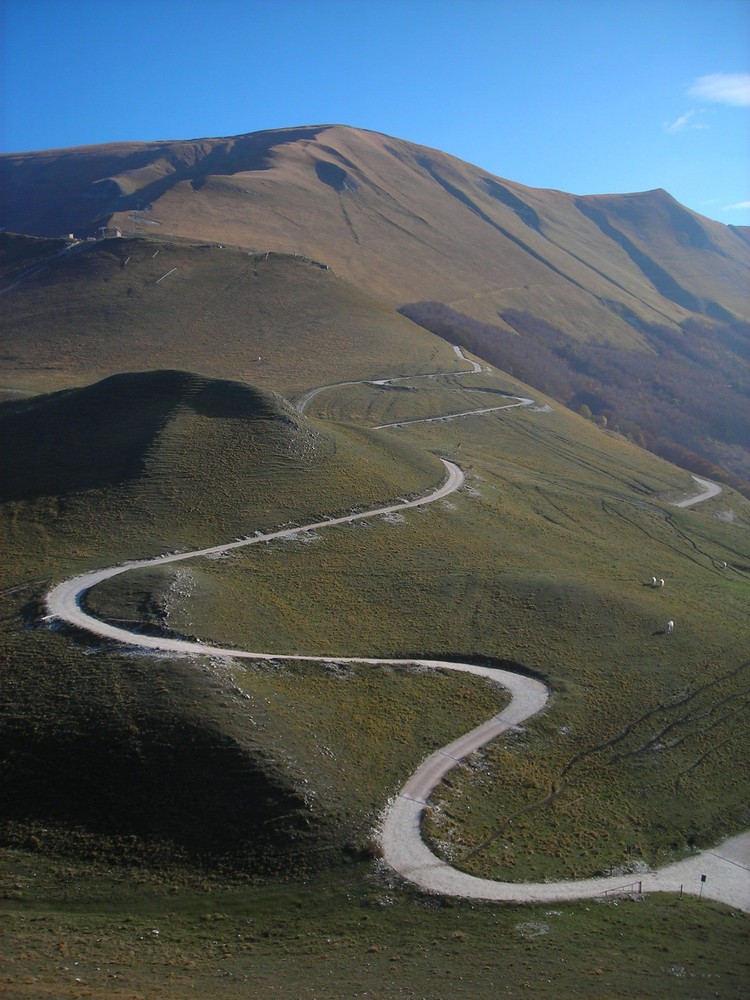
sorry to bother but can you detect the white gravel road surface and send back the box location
[43,366,747,912]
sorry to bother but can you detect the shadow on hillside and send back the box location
[0,370,292,501]
[0,618,330,874]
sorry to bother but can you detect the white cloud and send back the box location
[723,200,750,211]
[665,109,708,133]
[688,73,750,107]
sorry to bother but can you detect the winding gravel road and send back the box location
[46,460,464,647]
[44,352,748,912]
[673,474,724,508]
[296,346,483,415]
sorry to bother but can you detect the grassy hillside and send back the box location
[0,233,455,399]
[1,355,748,994]
[77,368,750,881]
[2,369,491,868]
[2,125,748,486]
[2,851,748,999]
[3,363,747,878]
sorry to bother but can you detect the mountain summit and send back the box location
[1,124,748,483]
[2,125,747,341]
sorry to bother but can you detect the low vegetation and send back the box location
[0,368,441,582]
[0,235,455,399]
[0,369,460,876]
[81,373,750,881]
[2,850,748,1000]
[1,235,748,995]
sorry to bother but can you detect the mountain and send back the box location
[2,125,748,487]
[2,125,748,337]
[2,130,749,987]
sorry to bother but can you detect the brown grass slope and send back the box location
[2,124,748,339]
[1,125,748,482]
[0,233,455,398]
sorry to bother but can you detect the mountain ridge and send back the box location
[1,124,748,485]
[3,124,747,337]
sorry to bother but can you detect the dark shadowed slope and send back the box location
[0,370,308,500]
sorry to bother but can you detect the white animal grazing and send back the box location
[664,620,674,634]
[651,576,657,585]
[658,579,665,587]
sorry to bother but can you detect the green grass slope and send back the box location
[2,368,488,871]
[0,233,456,399]
[2,852,748,1000]
[1,358,748,995]
[78,368,750,881]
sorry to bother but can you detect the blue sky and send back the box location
[2,0,748,224]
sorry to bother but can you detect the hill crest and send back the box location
[0,369,313,502]
[1,125,748,485]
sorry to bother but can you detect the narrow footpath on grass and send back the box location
[44,349,749,913]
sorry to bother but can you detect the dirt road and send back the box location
[673,474,724,508]
[44,360,747,911]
